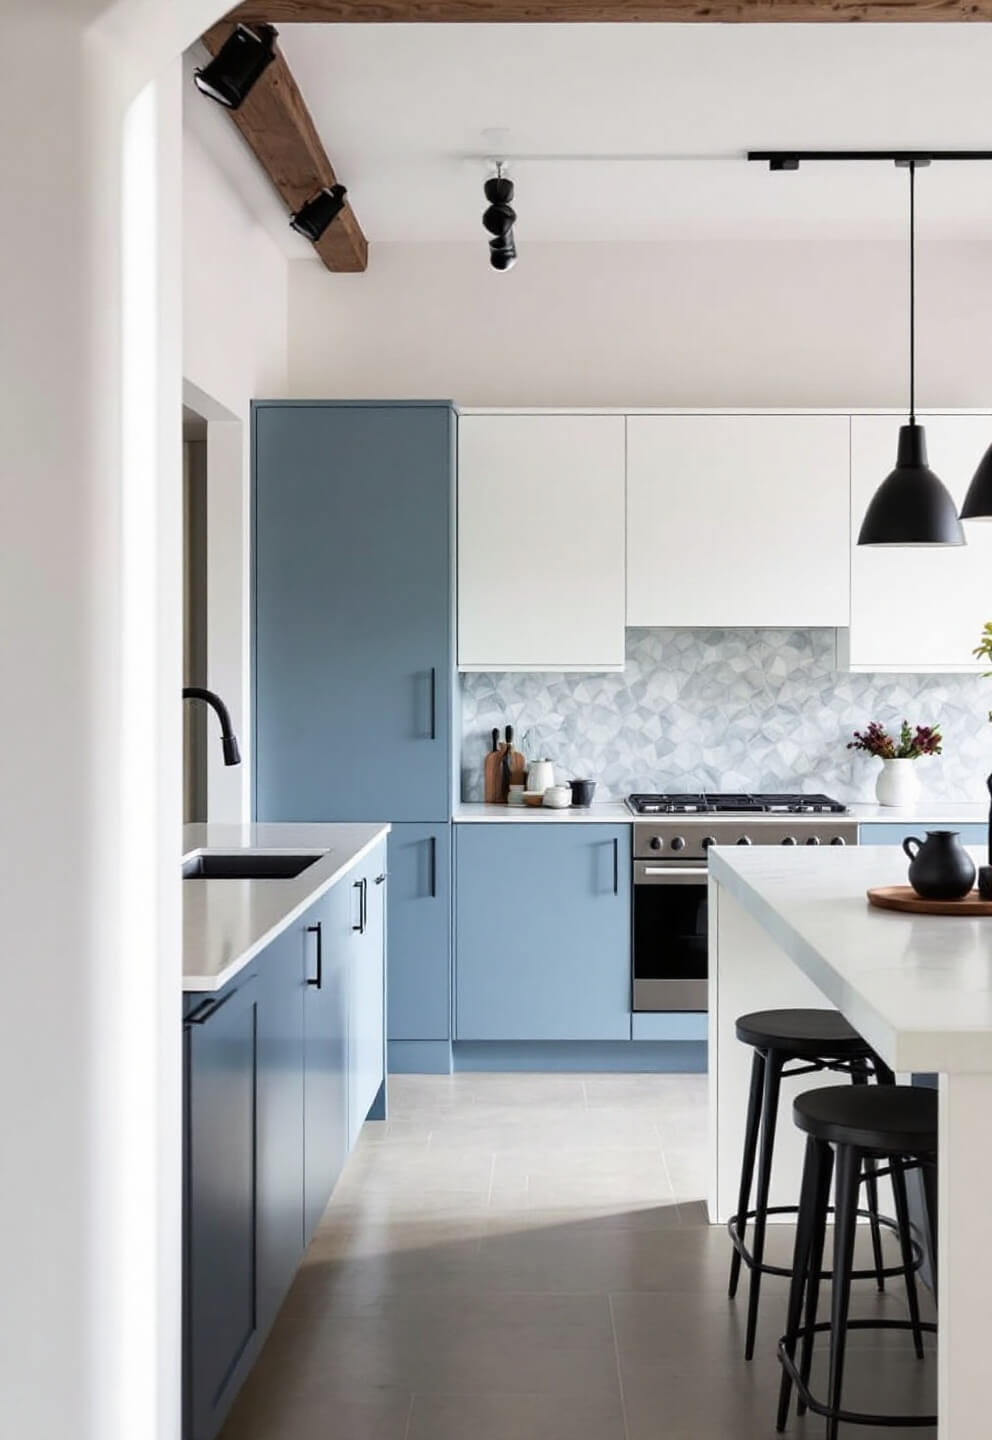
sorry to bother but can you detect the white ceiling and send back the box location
[191,25,992,249]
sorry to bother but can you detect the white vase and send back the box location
[875,758,921,808]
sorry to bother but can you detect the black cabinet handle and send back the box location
[430,835,438,898]
[184,990,235,1025]
[429,666,437,741]
[375,872,387,885]
[352,879,364,933]
[613,837,619,896]
[306,922,322,988]
[362,876,368,933]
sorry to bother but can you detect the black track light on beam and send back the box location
[193,24,278,110]
[290,185,348,243]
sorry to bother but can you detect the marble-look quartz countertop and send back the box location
[709,841,992,1074]
[454,800,988,826]
[183,822,390,993]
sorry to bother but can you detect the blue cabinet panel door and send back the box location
[184,978,259,1440]
[254,402,453,823]
[388,822,452,1041]
[349,843,388,1145]
[455,824,632,1041]
[303,884,350,1242]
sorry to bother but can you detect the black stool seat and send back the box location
[735,1008,871,1060]
[794,1084,938,1154]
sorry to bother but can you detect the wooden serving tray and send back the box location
[867,885,992,917]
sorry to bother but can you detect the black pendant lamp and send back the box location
[857,160,965,547]
[960,443,992,520]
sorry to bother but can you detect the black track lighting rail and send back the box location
[749,149,992,169]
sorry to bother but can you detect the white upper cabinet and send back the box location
[844,413,992,671]
[458,414,626,671]
[625,415,851,629]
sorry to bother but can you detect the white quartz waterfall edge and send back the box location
[709,843,992,1440]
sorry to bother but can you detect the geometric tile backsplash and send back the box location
[460,628,992,803]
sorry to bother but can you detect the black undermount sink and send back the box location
[182,852,324,880]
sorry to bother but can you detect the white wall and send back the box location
[183,108,289,820]
[288,235,992,407]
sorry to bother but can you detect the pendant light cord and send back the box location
[909,159,916,426]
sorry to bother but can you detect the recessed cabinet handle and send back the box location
[184,991,235,1025]
[306,922,322,988]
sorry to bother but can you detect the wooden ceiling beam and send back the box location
[201,22,367,272]
[226,0,992,22]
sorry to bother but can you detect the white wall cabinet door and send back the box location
[845,414,992,671]
[625,415,851,629]
[458,414,626,671]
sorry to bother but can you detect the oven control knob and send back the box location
[671,835,686,851]
[830,836,847,846]
[806,836,821,846]
[736,836,752,846]
[701,836,716,851]
[781,836,797,846]
[649,836,663,851]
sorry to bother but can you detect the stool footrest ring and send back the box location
[729,1205,923,1283]
[778,1319,937,1429]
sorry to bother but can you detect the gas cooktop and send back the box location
[626,792,848,816]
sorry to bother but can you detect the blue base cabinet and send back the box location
[184,860,387,1440]
[455,824,632,1041]
[387,822,451,1042]
[184,978,260,1440]
[859,822,986,848]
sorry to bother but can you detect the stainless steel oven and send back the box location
[631,814,857,1012]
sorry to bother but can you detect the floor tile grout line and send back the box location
[608,1293,631,1440]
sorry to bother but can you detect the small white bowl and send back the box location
[542,785,572,809]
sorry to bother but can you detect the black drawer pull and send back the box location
[185,991,235,1025]
[306,922,322,988]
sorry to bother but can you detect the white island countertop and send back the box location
[183,822,390,993]
[709,841,992,1074]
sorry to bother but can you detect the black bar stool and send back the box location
[729,1009,897,1361]
[777,1084,938,1437]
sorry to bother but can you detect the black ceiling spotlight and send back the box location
[193,23,278,110]
[483,165,517,272]
[290,185,348,242]
[749,148,992,546]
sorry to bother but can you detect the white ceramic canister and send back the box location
[526,759,555,794]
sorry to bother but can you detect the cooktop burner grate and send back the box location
[627,792,848,816]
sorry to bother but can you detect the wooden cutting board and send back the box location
[867,886,992,917]
[484,742,507,804]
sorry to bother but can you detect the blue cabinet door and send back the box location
[255,925,304,1330]
[349,843,387,1145]
[455,824,632,1041]
[184,977,259,1440]
[303,883,350,1242]
[387,822,451,1040]
[859,822,987,848]
[253,401,454,823]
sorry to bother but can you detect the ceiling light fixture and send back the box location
[749,149,992,547]
[290,185,348,242]
[193,23,278,110]
[858,160,964,547]
[483,165,517,272]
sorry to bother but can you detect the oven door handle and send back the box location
[634,864,708,884]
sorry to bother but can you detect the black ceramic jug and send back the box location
[902,830,977,901]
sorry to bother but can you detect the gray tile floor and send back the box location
[221,1073,936,1440]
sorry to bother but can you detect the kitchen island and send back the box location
[709,842,992,1440]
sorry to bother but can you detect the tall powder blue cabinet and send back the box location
[253,402,455,1070]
